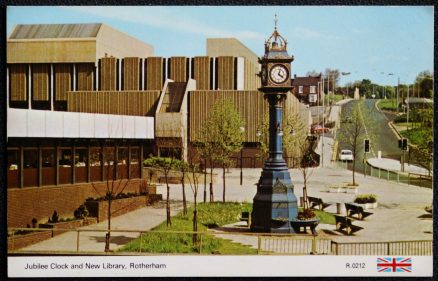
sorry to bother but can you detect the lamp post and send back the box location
[240,126,245,185]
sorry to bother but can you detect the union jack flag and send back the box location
[377,257,412,272]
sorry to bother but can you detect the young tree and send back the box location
[196,140,215,203]
[338,102,368,185]
[186,159,202,246]
[200,97,245,203]
[90,144,135,252]
[143,157,176,226]
[175,160,188,216]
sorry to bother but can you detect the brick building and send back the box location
[7,23,311,227]
[291,74,323,106]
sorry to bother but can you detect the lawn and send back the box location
[120,202,257,255]
[377,98,398,111]
[400,127,432,147]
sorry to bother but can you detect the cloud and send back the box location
[292,27,340,40]
[62,6,265,41]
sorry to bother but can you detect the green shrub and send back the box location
[354,194,377,204]
[74,205,89,219]
[49,210,59,223]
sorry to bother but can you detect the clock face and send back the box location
[269,64,289,84]
[261,66,268,85]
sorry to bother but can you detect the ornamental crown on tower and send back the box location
[264,14,290,59]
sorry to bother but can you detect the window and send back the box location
[310,86,316,94]
[298,86,303,94]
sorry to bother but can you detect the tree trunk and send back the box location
[165,171,171,226]
[105,197,111,252]
[209,159,214,202]
[352,159,356,186]
[222,164,226,203]
[203,159,207,203]
[182,170,187,216]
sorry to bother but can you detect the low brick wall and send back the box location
[38,217,98,236]
[7,179,152,228]
[8,230,52,251]
[85,196,149,222]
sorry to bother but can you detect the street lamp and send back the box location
[240,126,245,185]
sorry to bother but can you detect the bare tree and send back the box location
[90,143,136,252]
[186,153,202,247]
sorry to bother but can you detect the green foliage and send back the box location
[74,205,89,219]
[144,156,176,171]
[120,202,256,254]
[354,194,377,204]
[297,208,336,225]
[199,97,245,166]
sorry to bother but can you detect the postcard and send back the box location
[6,5,433,277]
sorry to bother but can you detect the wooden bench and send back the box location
[308,196,333,211]
[345,203,373,220]
[240,211,250,226]
[334,215,363,235]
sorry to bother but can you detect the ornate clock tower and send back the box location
[250,16,298,233]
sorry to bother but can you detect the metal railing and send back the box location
[331,240,433,256]
[8,227,432,256]
[336,161,432,188]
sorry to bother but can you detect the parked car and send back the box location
[311,124,329,134]
[339,149,354,161]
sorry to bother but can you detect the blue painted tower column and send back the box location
[250,93,298,233]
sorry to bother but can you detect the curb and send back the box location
[388,121,402,140]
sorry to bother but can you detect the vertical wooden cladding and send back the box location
[216,56,235,90]
[244,59,261,91]
[99,57,117,91]
[189,90,266,142]
[77,63,94,91]
[123,57,140,90]
[9,64,27,101]
[67,91,160,116]
[32,64,49,101]
[54,64,71,100]
[146,57,163,90]
[193,56,210,90]
[169,57,187,82]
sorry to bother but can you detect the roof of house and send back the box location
[9,23,102,39]
[291,75,321,86]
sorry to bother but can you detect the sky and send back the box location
[7,6,434,86]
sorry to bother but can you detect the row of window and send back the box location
[298,85,317,94]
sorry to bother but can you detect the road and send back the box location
[337,99,402,174]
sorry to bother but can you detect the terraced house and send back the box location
[6,23,310,227]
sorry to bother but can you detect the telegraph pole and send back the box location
[396,77,399,113]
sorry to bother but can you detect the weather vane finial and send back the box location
[274,14,278,31]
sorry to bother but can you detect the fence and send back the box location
[336,160,432,188]
[8,227,432,256]
[331,240,433,256]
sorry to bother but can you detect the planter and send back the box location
[328,187,342,193]
[290,218,320,235]
[344,187,358,194]
[8,230,52,251]
[39,217,98,236]
[85,195,150,222]
[355,202,378,209]
[328,186,358,194]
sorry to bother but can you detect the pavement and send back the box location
[17,98,433,252]
[367,157,430,175]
